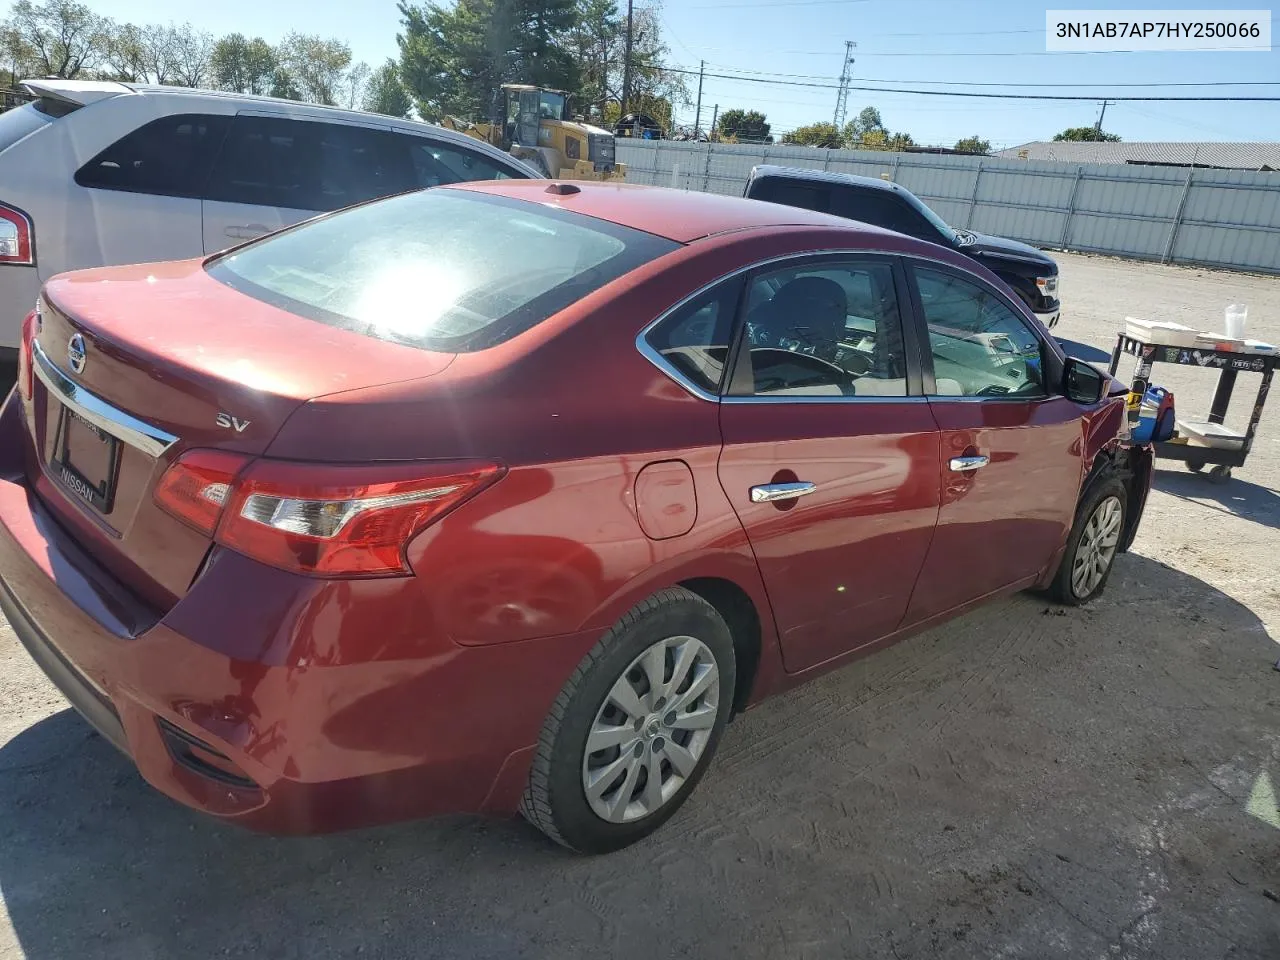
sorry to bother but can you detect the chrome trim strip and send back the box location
[32,339,178,458]
[723,394,928,405]
[634,246,990,405]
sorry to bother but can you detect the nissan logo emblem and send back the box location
[67,333,86,374]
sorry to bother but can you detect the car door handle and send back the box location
[225,224,269,240]
[948,455,990,472]
[750,481,817,503]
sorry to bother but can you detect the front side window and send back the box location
[207,189,678,352]
[404,137,522,187]
[914,266,1046,398]
[75,114,231,197]
[830,190,939,242]
[739,260,907,398]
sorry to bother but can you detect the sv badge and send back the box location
[216,412,251,433]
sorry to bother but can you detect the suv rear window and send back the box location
[0,102,53,153]
[207,189,679,352]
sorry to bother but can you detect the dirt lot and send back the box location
[1,252,1278,959]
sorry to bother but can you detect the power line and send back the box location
[697,62,1280,88]
[661,67,1280,101]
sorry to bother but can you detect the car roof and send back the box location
[750,164,909,196]
[446,180,875,243]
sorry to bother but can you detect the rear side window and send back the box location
[207,189,678,352]
[746,177,831,213]
[0,102,53,153]
[75,114,231,197]
[204,116,417,212]
[643,281,743,395]
[403,136,524,187]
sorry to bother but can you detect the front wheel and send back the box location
[1047,478,1127,605]
[520,587,735,853]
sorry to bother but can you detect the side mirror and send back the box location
[1063,357,1104,405]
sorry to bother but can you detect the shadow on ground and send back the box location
[2,556,1279,960]
[1155,466,1280,530]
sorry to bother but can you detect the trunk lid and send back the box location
[29,259,454,609]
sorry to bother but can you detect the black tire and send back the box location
[520,587,735,853]
[1047,476,1128,606]
[1186,458,1206,473]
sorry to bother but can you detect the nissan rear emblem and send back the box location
[67,333,86,374]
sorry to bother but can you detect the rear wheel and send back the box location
[1048,478,1127,605]
[520,587,735,853]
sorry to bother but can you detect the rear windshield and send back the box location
[0,102,53,153]
[207,189,677,352]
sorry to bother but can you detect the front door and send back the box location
[903,263,1083,623]
[516,90,542,147]
[716,256,941,673]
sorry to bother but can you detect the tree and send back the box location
[716,108,769,143]
[569,0,621,119]
[363,59,412,117]
[7,0,108,78]
[276,33,352,105]
[1053,126,1121,142]
[953,135,991,155]
[398,0,509,122]
[210,34,279,95]
[167,23,214,88]
[781,121,842,148]
[3,22,36,87]
[339,61,371,110]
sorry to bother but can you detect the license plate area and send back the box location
[50,404,120,514]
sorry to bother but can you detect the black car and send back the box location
[744,165,1061,329]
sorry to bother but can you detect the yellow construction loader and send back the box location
[441,84,625,182]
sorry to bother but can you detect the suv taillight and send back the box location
[0,203,34,266]
[155,452,503,577]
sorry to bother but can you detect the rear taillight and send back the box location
[0,203,34,266]
[155,453,502,577]
[154,450,249,535]
[17,302,39,401]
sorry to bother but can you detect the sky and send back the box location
[68,0,1280,148]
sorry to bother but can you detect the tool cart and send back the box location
[1108,320,1277,483]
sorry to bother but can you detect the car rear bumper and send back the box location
[0,410,597,832]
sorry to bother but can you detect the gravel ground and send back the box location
[1,252,1279,960]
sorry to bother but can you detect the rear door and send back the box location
[902,261,1082,623]
[715,255,941,673]
[68,112,230,272]
[200,113,416,252]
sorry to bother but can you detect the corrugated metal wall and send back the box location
[615,140,1280,274]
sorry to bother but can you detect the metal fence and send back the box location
[615,139,1280,275]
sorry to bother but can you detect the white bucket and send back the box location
[1225,303,1248,339]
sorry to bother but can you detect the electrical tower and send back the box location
[833,40,856,129]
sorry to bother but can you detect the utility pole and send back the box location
[833,40,855,129]
[1095,99,1114,137]
[709,103,719,141]
[693,59,705,138]
[621,0,634,115]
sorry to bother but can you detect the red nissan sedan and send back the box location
[0,181,1150,853]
